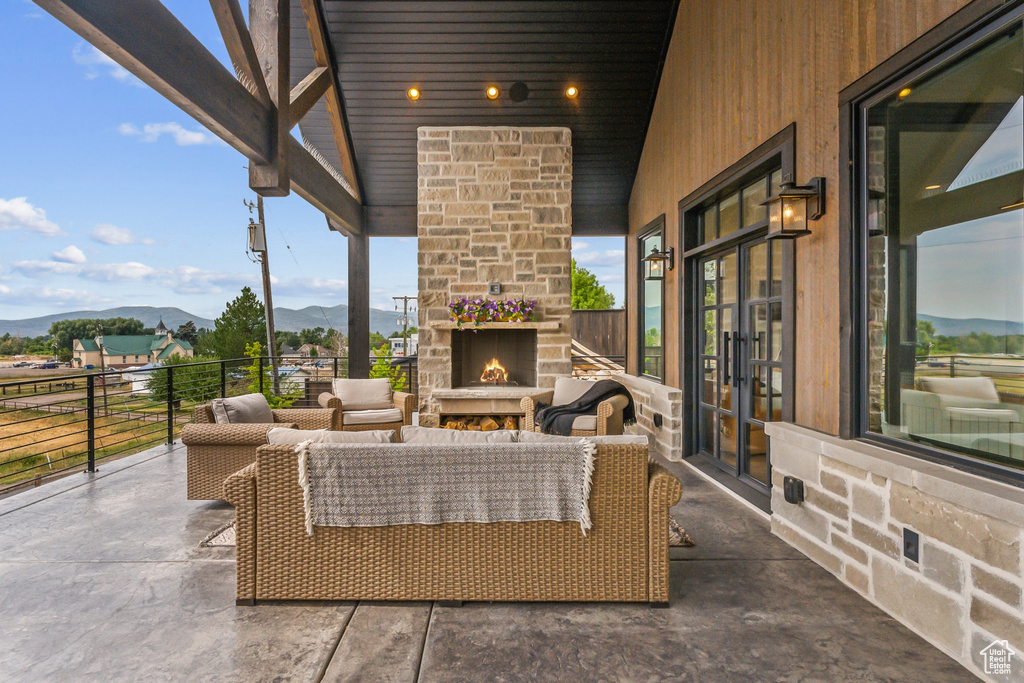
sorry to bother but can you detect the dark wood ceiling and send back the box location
[293,0,678,235]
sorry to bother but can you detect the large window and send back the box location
[858,15,1024,475]
[638,219,664,380]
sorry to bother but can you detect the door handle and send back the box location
[722,331,730,385]
[733,334,743,387]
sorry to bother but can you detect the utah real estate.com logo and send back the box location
[980,639,1016,677]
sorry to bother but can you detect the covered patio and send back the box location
[0,444,967,681]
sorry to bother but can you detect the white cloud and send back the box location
[276,277,348,297]
[574,249,625,268]
[0,286,115,309]
[12,259,157,282]
[119,121,222,146]
[90,223,155,245]
[0,197,64,236]
[168,266,259,295]
[52,245,87,264]
[0,284,10,294]
[72,43,141,85]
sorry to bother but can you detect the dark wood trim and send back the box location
[289,66,332,127]
[572,204,629,235]
[636,215,666,384]
[248,0,290,196]
[363,205,417,236]
[838,101,856,439]
[347,231,370,378]
[288,136,363,233]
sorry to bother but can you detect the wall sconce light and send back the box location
[642,246,674,281]
[761,177,826,240]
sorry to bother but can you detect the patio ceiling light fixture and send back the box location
[761,177,826,240]
[565,85,579,99]
[486,85,500,100]
[642,246,674,281]
[407,87,420,101]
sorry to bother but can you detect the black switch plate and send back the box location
[903,528,920,563]
[653,413,663,428]
[783,476,804,504]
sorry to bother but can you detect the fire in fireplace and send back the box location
[451,329,537,388]
[480,358,508,384]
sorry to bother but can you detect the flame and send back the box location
[480,358,508,383]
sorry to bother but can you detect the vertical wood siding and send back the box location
[627,0,970,435]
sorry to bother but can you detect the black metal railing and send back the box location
[0,355,418,497]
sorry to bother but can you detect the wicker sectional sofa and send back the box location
[225,441,682,606]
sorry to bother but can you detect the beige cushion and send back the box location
[267,427,395,444]
[551,377,598,406]
[946,407,1021,424]
[571,415,598,431]
[332,378,393,411]
[342,408,404,425]
[401,425,516,444]
[918,377,999,402]
[517,431,649,446]
[210,393,272,424]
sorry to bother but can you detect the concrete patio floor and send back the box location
[0,442,973,682]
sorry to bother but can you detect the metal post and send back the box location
[333,356,339,378]
[86,375,96,473]
[220,361,227,398]
[259,356,265,395]
[166,364,175,445]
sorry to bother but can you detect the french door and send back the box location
[697,238,785,492]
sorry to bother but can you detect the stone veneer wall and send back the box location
[766,422,1024,682]
[616,374,683,461]
[416,127,572,426]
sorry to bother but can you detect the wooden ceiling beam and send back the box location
[299,0,362,202]
[289,66,331,127]
[247,0,290,196]
[208,0,271,107]
[34,0,362,234]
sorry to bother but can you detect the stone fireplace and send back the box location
[416,126,573,427]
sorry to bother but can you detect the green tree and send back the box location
[369,342,408,392]
[916,320,935,357]
[197,287,267,359]
[49,317,145,353]
[244,342,298,408]
[175,321,199,346]
[275,330,301,350]
[571,259,616,309]
[300,327,326,346]
[369,331,388,347]
[145,354,222,405]
[389,326,418,339]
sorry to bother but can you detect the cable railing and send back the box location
[0,355,420,497]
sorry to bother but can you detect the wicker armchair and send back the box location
[520,378,630,436]
[317,389,415,438]
[181,403,337,500]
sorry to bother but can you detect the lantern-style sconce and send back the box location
[642,246,675,281]
[761,177,826,240]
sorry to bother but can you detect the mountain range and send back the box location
[919,314,1024,337]
[0,305,416,338]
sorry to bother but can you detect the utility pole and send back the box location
[246,196,280,394]
[392,296,417,357]
[96,323,109,417]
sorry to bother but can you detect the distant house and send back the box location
[73,327,194,369]
[297,343,331,358]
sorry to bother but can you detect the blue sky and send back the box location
[0,1,624,322]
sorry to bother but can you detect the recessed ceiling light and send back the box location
[898,87,912,98]
[486,85,500,100]
[565,85,579,99]
[407,87,420,101]
[925,184,941,190]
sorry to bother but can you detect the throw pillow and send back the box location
[267,428,396,444]
[332,378,394,411]
[210,393,273,424]
[401,425,517,444]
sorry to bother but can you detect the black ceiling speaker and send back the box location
[509,82,529,102]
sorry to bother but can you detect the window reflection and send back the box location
[865,23,1024,471]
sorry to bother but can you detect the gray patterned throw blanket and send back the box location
[296,441,597,536]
